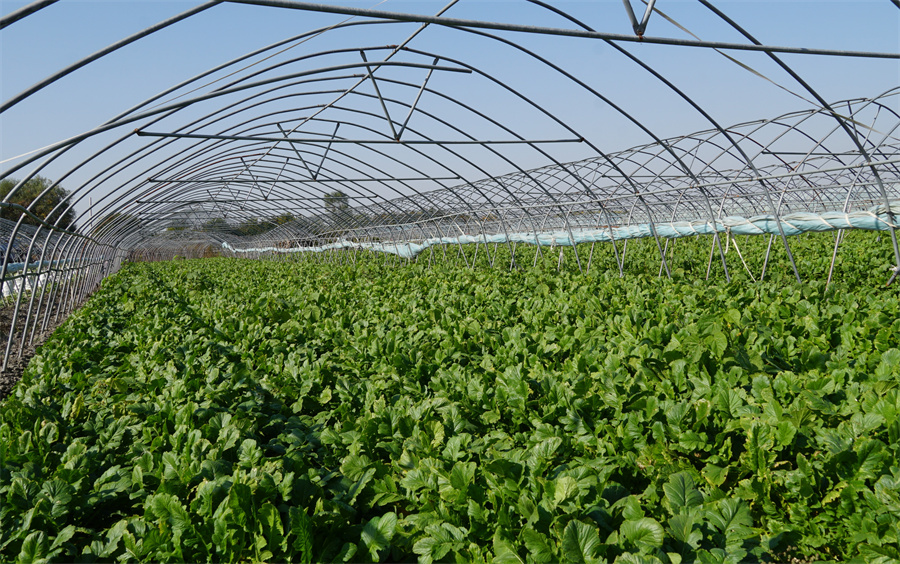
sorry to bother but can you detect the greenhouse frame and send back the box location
[1,0,899,371]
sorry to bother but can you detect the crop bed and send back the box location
[1,233,899,563]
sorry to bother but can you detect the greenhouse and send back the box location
[1,1,899,562]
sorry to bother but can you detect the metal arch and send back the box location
[2,19,408,199]
[9,72,486,249]
[395,43,670,275]
[0,0,61,30]
[3,6,892,226]
[205,43,598,246]
[697,0,900,274]
[226,0,900,59]
[0,1,223,114]
[604,40,802,279]
[524,0,742,272]
[110,86,520,240]
[0,4,860,254]
[1,17,536,235]
[737,107,876,216]
[465,10,732,278]
[1,57,471,184]
[213,0,900,281]
[42,40,552,236]
[109,60,584,261]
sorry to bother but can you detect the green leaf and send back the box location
[531,437,563,460]
[774,422,796,448]
[695,548,727,563]
[415,534,453,564]
[149,493,192,534]
[413,537,438,564]
[492,534,524,564]
[16,531,48,564]
[335,542,358,563]
[238,439,263,468]
[667,514,700,547]
[48,525,76,552]
[346,467,376,505]
[341,454,374,482]
[678,432,708,452]
[855,439,887,480]
[39,479,73,520]
[707,498,753,541]
[555,476,578,505]
[414,523,466,563]
[742,424,773,473]
[443,435,466,461]
[874,349,900,379]
[360,512,397,561]
[468,499,487,523]
[561,520,603,564]
[858,543,900,560]
[701,464,728,487]
[289,507,313,564]
[706,331,727,359]
[664,472,703,513]
[521,529,555,563]
[616,495,644,521]
[620,517,664,553]
[874,328,893,352]
[257,502,284,556]
[450,462,476,492]
[724,309,741,325]
[226,483,252,529]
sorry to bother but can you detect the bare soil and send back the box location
[0,303,65,401]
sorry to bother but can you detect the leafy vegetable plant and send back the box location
[1,232,898,562]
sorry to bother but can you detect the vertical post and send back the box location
[24,227,55,347]
[760,234,775,282]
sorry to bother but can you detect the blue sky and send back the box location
[1,1,898,218]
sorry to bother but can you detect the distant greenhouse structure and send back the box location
[1,0,899,368]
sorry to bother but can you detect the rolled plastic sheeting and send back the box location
[2,273,49,299]
[4,259,76,275]
[223,202,900,260]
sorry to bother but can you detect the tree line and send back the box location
[0,176,76,229]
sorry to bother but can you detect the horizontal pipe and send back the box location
[135,197,377,205]
[228,0,900,59]
[135,130,584,145]
[145,177,460,183]
[2,258,81,275]
[684,157,900,190]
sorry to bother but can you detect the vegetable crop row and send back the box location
[1,232,899,563]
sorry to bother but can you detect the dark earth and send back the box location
[0,303,63,401]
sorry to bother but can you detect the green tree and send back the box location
[91,212,142,239]
[232,214,296,237]
[324,190,359,232]
[0,176,77,229]
[234,217,265,237]
[200,217,233,234]
[271,212,294,226]
[323,190,349,217]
